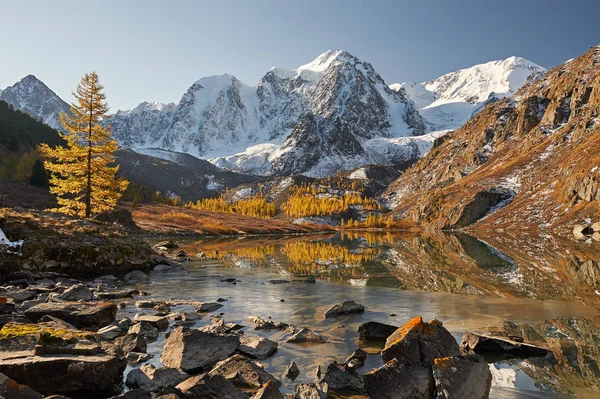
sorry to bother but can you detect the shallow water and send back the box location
[120,232,600,397]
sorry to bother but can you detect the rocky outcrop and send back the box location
[24,301,117,330]
[381,316,460,366]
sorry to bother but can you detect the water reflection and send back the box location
[133,231,600,397]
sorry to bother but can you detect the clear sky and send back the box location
[1,0,598,111]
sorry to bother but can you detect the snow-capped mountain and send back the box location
[109,50,427,177]
[390,57,546,131]
[0,75,70,131]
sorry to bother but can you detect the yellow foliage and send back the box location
[187,195,276,218]
[281,185,381,218]
[39,72,128,217]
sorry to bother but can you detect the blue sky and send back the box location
[1,0,598,110]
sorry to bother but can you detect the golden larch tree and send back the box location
[40,72,128,217]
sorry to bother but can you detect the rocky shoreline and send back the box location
[0,262,558,399]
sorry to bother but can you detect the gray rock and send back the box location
[133,314,169,330]
[58,283,93,301]
[160,327,240,373]
[432,355,492,399]
[128,321,159,341]
[154,265,174,272]
[381,316,459,367]
[0,354,125,394]
[195,302,223,313]
[24,301,117,329]
[363,359,434,399]
[286,328,324,343]
[176,373,247,399]
[124,270,150,282]
[239,334,278,360]
[98,325,126,340]
[285,361,300,380]
[251,380,285,399]
[96,289,138,299]
[247,316,292,331]
[323,300,364,318]
[0,371,43,399]
[126,363,189,392]
[125,351,153,364]
[358,321,398,340]
[209,354,280,390]
[321,361,364,394]
[345,348,367,371]
[460,331,549,358]
[136,300,170,309]
[5,289,37,302]
[115,333,147,354]
[293,382,328,399]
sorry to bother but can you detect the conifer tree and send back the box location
[29,159,49,188]
[40,72,128,217]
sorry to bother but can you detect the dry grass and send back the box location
[131,203,332,236]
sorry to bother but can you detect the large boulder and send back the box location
[320,361,364,394]
[363,359,434,399]
[0,372,43,399]
[238,334,278,360]
[432,355,492,399]
[0,354,125,395]
[115,333,147,354]
[160,327,240,373]
[209,354,280,391]
[381,316,459,367]
[176,373,247,399]
[24,301,117,330]
[323,300,364,318]
[125,363,189,392]
[460,331,549,358]
[358,321,398,340]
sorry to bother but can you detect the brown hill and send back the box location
[384,45,600,234]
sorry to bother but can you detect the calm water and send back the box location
[119,232,600,398]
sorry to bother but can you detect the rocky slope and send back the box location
[390,57,546,131]
[115,149,260,202]
[108,50,429,177]
[0,75,70,131]
[384,45,600,233]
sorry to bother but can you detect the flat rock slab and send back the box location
[358,321,398,340]
[286,328,324,343]
[176,373,247,399]
[0,354,125,394]
[195,302,224,313]
[0,371,43,399]
[239,335,278,360]
[209,354,280,390]
[323,300,364,318]
[96,289,138,299]
[133,314,169,330]
[381,316,459,367]
[24,301,117,330]
[432,355,492,399]
[363,359,434,399]
[460,331,550,358]
[247,316,292,331]
[160,327,240,373]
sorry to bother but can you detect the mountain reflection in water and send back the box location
[131,231,600,397]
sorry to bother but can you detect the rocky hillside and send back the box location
[384,45,600,233]
[115,149,260,202]
[0,75,70,131]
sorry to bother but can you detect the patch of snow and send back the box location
[348,168,368,180]
[0,228,23,254]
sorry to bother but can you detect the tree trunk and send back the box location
[86,93,93,218]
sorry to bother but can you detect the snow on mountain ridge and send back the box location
[110,49,426,176]
[0,74,70,130]
[391,56,546,131]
